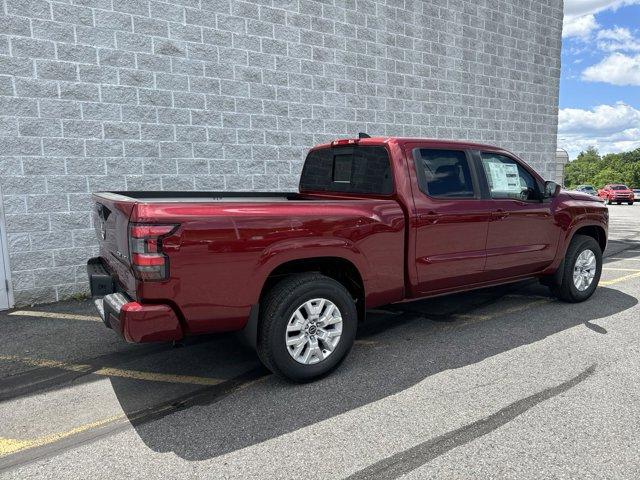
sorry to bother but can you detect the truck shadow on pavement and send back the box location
[109,282,637,461]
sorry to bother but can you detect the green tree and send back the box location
[564,146,602,187]
[563,145,640,189]
[576,146,601,163]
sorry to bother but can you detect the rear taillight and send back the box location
[129,224,178,281]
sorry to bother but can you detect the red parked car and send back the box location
[598,184,634,205]
[88,136,608,381]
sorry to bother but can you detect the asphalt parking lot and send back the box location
[1,205,639,479]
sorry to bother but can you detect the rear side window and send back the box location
[300,146,393,195]
[413,149,476,198]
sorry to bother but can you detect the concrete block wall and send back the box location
[0,0,563,306]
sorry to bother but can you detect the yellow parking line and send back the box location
[453,299,551,327]
[0,414,126,457]
[0,438,36,456]
[0,356,89,372]
[600,271,640,286]
[603,267,640,272]
[485,298,551,319]
[0,355,225,386]
[8,310,101,322]
[92,367,225,386]
[453,313,491,321]
[607,257,640,261]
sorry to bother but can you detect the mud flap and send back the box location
[237,304,260,350]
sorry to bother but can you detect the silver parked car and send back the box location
[574,184,598,196]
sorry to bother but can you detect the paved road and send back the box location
[1,205,639,479]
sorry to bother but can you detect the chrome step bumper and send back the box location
[94,292,130,328]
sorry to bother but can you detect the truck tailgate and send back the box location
[92,193,137,298]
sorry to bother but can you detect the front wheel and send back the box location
[629,201,634,205]
[257,273,357,382]
[550,235,602,302]
[617,201,622,205]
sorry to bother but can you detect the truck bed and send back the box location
[92,190,407,335]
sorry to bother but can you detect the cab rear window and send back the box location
[300,146,393,195]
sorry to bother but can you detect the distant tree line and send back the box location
[564,146,640,188]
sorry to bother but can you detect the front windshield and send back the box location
[611,185,629,190]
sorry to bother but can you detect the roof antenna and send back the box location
[358,132,371,139]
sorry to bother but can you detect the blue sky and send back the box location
[559,0,640,157]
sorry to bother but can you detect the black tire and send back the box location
[550,234,602,303]
[628,201,634,206]
[617,201,622,205]
[257,273,357,382]
[606,198,612,205]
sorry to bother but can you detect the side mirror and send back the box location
[544,181,561,198]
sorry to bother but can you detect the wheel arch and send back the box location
[240,256,366,350]
[571,225,607,253]
[544,223,607,288]
[259,256,366,315]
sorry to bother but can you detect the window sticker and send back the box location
[486,161,520,192]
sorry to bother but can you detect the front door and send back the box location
[408,146,493,294]
[0,201,10,310]
[478,152,558,279]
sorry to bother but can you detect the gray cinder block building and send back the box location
[0,0,563,308]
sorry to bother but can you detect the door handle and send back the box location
[419,211,440,224]
[492,209,509,220]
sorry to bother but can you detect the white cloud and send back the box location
[564,0,640,17]
[596,27,640,51]
[582,52,640,85]
[562,1,640,39]
[557,102,640,157]
[563,14,599,39]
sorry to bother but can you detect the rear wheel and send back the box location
[550,235,602,302]
[257,273,357,382]
[617,201,622,205]
[629,201,634,205]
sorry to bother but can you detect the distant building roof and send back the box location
[556,148,570,164]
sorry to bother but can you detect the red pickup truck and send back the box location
[597,184,634,205]
[88,137,608,381]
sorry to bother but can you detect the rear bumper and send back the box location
[87,257,183,343]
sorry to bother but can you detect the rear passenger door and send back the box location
[477,152,557,278]
[407,146,493,294]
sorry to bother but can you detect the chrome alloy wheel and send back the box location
[285,298,343,365]
[573,249,597,291]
